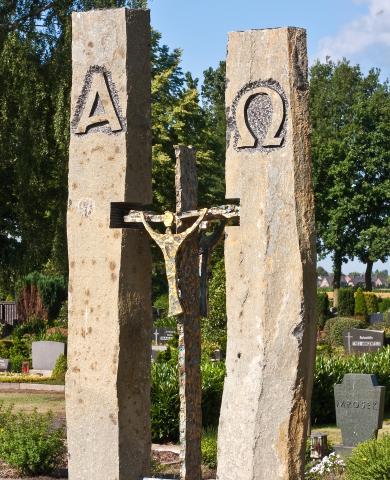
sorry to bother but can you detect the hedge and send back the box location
[323,317,366,347]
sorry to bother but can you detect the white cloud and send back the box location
[317,0,390,62]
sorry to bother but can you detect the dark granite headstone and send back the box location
[151,327,175,346]
[334,374,385,455]
[343,328,384,354]
[369,312,384,324]
[0,358,9,371]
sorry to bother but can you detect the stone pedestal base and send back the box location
[334,445,354,459]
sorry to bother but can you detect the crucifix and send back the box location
[113,145,239,480]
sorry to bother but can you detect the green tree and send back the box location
[310,59,389,303]
[345,77,390,290]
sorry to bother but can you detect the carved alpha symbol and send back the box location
[231,80,288,152]
[71,65,125,135]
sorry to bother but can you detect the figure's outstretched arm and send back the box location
[179,208,208,239]
[140,211,164,245]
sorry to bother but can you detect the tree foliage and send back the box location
[0,0,226,296]
[310,59,390,292]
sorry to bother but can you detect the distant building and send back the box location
[316,273,389,289]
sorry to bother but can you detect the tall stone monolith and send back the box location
[217,28,317,479]
[66,9,152,480]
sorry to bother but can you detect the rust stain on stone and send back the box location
[109,261,116,271]
[111,272,117,281]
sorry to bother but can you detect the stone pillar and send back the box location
[66,9,152,480]
[217,28,316,480]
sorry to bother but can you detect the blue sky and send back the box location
[150,0,390,274]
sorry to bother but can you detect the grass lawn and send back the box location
[0,391,65,417]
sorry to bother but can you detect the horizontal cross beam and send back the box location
[123,204,240,226]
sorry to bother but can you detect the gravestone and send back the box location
[66,8,152,480]
[32,341,65,371]
[0,359,9,372]
[217,28,317,480]
[152,327,175,345]
[334,374,385,456]
[343,328,384,354]
[369,312,384,324]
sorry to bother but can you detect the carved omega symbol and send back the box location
[231,80,288,152]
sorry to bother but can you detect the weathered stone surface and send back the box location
[335,374,385,447]
[66,8,152,480]
[217,28,316,480]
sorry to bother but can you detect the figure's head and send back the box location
[163,211,174,233]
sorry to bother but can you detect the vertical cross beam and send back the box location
[217,28,317,479]
[66,9,152,480]
[175,145,202,480]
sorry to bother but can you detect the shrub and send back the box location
[0,339,12,358]
[364,292,379,314]
[324,317,366,347]
[354,288,367,318]
[151,362,179,442]
[12,316,46,338]
[150,359,225,443]
[17,272,66,323]
[338,288,355,316]
[51,354,67,382]
[0,406,65,475]
[201,361,225,428]
[367,323,390,343]
[316,292,330,330]
[201,427,217,469]
[345,434,390,480]
[202,258,227,351]
[9,354,24,373]
[311,347,390,424]
[54,301,68,327]
[378,298,390,313]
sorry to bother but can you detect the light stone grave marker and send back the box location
[0,359,9,371]
[67,11,316,480]
[217,28,316,480]
[67,9,152,480]
[32,340,65,371]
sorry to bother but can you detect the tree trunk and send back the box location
[365,259,373,292]
[333,251,342,309]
